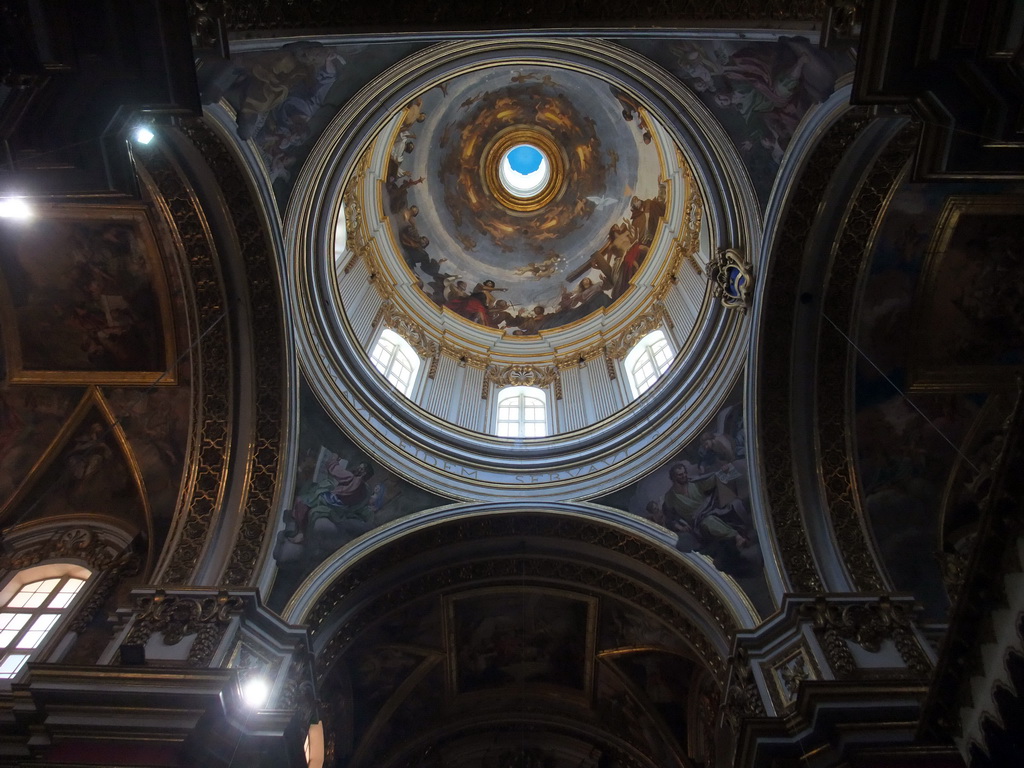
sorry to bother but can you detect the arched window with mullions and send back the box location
[624,329,674,399]
[494,386,548,438]
[0,564,91,681]
[370,328,421,397]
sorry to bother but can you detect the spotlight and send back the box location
[0,198,33,219]
[134,126,155,145]
[240,676,270,708]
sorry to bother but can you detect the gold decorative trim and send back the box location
[817,121,918,592]
[484,363,561,392]
[335,126,708,387]
[759,110,880,593]
[799,596,931,679]
[122,589,246,667]
[0,387,155,569]
[377,300,440,360]
[604,302,668,361]
[438,339,490,370]
[0,204,179,386]
[137,138,232,586]
[482,126,566,212]
[764,645,818,712]
[177,118,285,588]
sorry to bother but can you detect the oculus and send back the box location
[499,144,550,198]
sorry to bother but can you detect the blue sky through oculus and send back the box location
[500,144,549,196]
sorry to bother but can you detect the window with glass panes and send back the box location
[627,330,673,398]
[495,386,547,438]
[0,575,86,680]
[370,328,420,396]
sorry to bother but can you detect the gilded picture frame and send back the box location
[0,204,177,385]
[908,196,1024,392]
[444,587,597,700]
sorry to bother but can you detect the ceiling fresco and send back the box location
[620,36,851,206]
[853,180,1024,619]
[379,65,670,334]
[268,378,452,611]
[323,588,705,768]
[597,378,771,618]
[197,40,428,205]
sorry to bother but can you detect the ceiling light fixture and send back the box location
[0,197,33,219]
[240,676,271,708]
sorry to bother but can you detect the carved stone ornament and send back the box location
[800,597,931,679]
[176,118,285,589]
[484,363,561,395]
[0,527,122,572]
[707,248,753,313]
[377,300,440,360]
[123,590,246,667]
[768,647,816,710]
[723,647,766,728]
[604,302,668,361]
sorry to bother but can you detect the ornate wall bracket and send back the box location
[483,363,562,400]
[121,589,247,667]
[800,596,932,679]
[707,248,753,313]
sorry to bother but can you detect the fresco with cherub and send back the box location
[269,379,450,610]
[597,385,771,616]
[378,65,670,335]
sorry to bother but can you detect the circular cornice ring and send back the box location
[484,126,565,211]
[285,37,760,501]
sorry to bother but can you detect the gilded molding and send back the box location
[306,514,739,639]
[484,363,561,393]
[0,526,142,641]
[438,340,490,370]
[654,154,704,298]
[759,109,879,593]
[764,645,818,713]
[123,590,246,667]
[816,121,919,592]
[317,555,724,686]
[604,302,668,361]
[800,596,931,679]
[339,136,704,391]
[138,142,231,586]
[0,527,125,573]
[306,515,740,691]
[377,300,441,360]
[179,118,285,588]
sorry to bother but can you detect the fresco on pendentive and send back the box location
[0,392,152,549]
[620,36,851,206]
[379,65,668,334]
[197,40,428,207]
[268,379,451,611]
[0,388,81,506]
[851,182,1024,619]
[598,383,772,617]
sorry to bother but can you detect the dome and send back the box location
[289,40,755,500]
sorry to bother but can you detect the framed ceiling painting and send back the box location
[0,204,177,385]
[444,587,597,700]
[908,196,1024,392]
